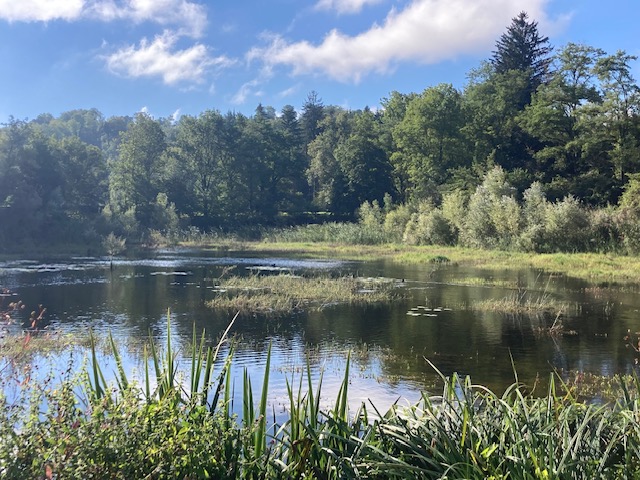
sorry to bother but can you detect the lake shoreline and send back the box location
[178,240,640,285]
[3,240,640,285]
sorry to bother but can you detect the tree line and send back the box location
[1,12,639,251]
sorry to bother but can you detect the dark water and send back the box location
[2,248,640,412]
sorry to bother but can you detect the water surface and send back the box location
[2,248,638,412]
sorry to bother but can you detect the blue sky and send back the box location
[0,0,638,122]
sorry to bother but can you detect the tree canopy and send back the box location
[1,12,639,251]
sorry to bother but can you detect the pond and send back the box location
[1,248,639,413]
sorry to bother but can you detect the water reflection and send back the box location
[2,248,640,410]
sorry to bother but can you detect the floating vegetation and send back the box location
[472,291,566,316]
[207,274,405,315]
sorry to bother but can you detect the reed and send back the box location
[207,274,403,315]
[3,314,640,478]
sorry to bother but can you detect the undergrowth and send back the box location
[2,312,640,479]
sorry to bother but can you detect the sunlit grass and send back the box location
[206,274,404,314]
[0,331,92,359]
[472,291,567,316]
[451,276,519,288]
[225,241,640,284]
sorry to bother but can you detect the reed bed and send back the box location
[473,291,566,316]
[207,274,403,314]
[2,313,640,478]
[231,240,640,284]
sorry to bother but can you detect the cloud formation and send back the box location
[0,0,84,22]
[104,31,234,85]
[87,0,207,37]
[315,0,384,14]
[0,0,207,36]
[251,0,551,82]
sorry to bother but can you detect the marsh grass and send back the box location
[473,291,566,316]
[470,274,568,317]
[226,240,640,284]
[451,276,519,288]
[207,274,403,315]
[0,331,92,363]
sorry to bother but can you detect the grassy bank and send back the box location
[209,241,640,285]
[2,318,640,479]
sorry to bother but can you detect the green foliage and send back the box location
[270,221,393,245]
[491,11,553,104]
[1,18,640,253]
[460,166,518,249]
[543,195,590,252]
[403,202,456,246]
[383,202,412,242]
[391,84,468,201]
[101,232,126,257]
[358,200,383,228]
[5,334,640,478]
[616,175,640,253]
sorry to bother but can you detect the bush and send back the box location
[382,203,412,242]
[403,203,455,246]
[617,175,640,254]
[460,167,520,249]
[440,190,466,236]
[517,182,548,252]
[590,206,622,253]
[543,195,590,252]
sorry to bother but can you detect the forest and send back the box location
[1,12,640,254]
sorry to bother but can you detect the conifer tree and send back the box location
[491,11,553,106]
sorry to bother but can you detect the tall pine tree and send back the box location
[491,11,553,106]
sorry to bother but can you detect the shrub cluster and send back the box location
[283,166,640,254]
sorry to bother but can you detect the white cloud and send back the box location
[251,0,554,83]
[315,0,384,14]
[0,0,207,37]
[104,31,234,85]
[277,85,300,99]
[231,79,262,105]
[86,0,207,37]
[0,0,84,22]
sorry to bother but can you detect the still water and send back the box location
[2,248,640,412]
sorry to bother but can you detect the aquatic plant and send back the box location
[3,312,640,478]
[207,274,404,315]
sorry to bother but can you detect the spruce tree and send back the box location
[491,11,553,105]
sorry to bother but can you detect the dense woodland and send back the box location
[2,13,640,253]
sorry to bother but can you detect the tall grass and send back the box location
[266,222,395,245]
[2,313,640,478]
[207,274,403,315]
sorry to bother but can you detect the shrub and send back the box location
[358,200,383,228]
[403,203,455,246]
[460,166,519,249]
[382,203,413,242]
[440,190,466,236]
[590,206,622,253]
[543,195,590,252]
[617,175,640,254]
[517,182,548,252]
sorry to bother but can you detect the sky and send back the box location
[0,0,638,122]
